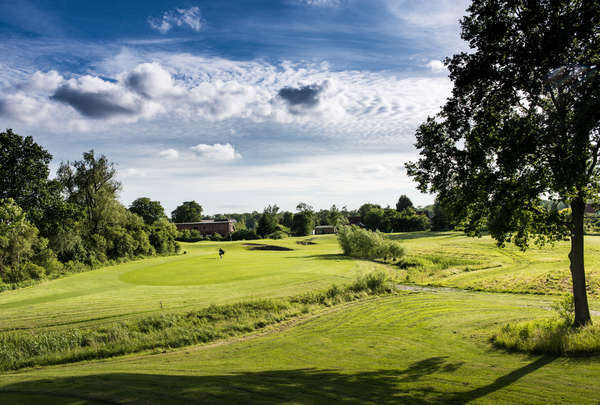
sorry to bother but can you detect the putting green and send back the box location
[0,236,387,331]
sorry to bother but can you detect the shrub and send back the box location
[267,230,287,239]
[336,226,404,261]
[231,229,260,241]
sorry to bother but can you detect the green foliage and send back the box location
[231,229,260,241]
[281,211,294,228]
[336,226,404,261]
[171,201,203,223]
[431,199,452,231]
[552,294,575,325]
[363,206,430,232]
[256,205,280,237]
[406,0,600,326]
[492,319,600,356]
[129,197,166,225]
[0,198,47,283]
[267,230,287,240]
[0,129,53,220]
[395,195,413,212]
[291,212,313,236]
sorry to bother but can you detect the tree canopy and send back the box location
[129,197,166,225]
[0,128,52,220]
[395,195,413,212]
[171,201,203,223]
[406,0,600,326]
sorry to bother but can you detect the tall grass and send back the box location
[492,295,600,356]
[0,271,393,371]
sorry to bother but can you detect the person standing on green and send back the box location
[219,248,225,259]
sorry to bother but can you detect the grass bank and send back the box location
[3,291,600,404]
[0,272,392,371]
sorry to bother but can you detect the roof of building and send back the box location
[315,225,335,229]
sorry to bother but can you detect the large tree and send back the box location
[407,0,600,326]
[57,150,121,235]
[129,197,166,225]
[171,201,203,223]
[0,129,52,220]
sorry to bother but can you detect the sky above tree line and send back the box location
[0,0,469,214]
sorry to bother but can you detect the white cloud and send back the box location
[123,62,183,98]
[148,7,203,34]
[298,0,340,6]
[120,168,147,178]
[159,148,180,160]
[427,60,446,73]
[0,53,452,137]
[190,143,242,161]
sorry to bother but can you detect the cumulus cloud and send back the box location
[148,7,203,34]
[0,93,56,124]
[190,143,241,161]
[50,75,162,120]
[159,148,180,160]
[123,62,182,98]
[278,83,323,107]
[427,60,446,73]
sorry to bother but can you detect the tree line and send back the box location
[174,197,453,242]
[0,129,179,288]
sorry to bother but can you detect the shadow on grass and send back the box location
[0,356,555,404]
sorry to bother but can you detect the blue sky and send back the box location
[0,0,470,214]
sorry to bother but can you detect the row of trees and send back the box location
[180,197,453,241]
[0,129,179,286]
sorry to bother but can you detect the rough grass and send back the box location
[0,272,393,372]
[492,320,600,356]
[3,292,600,404]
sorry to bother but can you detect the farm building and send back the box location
[314,225,336,235]
[175,219,237,236]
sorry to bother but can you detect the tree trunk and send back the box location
[570,197,592,327]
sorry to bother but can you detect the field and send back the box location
[1,232,600,404]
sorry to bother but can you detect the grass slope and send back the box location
[393,232,600,296]
[2,291,600,404]
[0,236,387,331]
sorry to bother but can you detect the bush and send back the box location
[209,232,224,241]
[267,230,287,239]
[231,229,260,241]
[336,226,404,261]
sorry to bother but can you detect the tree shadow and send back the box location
[0,356,555,404]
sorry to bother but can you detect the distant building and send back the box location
[175,219,236,236]
[348,216,365,228]
[314,225,336,235]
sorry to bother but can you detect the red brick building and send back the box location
[175,220,236,236]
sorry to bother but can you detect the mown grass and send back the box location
[0,272,392,372]
[0,236,389,332]
[389,232,600,297]
[2,291,600,404]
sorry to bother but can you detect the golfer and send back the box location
[219,248,225,259]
